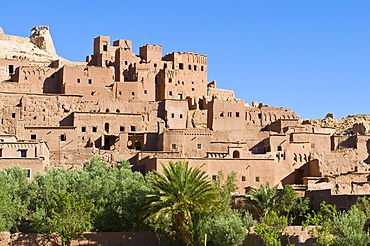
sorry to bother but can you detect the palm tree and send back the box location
[144,161,220,246]
[244,183,281,219]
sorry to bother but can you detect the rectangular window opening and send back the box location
[81,127,86,132]
[31,134,36,140]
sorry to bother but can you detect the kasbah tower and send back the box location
[1,26,370,209]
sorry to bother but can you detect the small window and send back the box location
[180,114,183,119]
[258,113,262,119]
[196,143,202,150]
[212,175,217,180]
[194,65,197,71]
[77,78,80,83]
[11,113,15,118]
[201,66,204,71]
[236,112,240,117]
[163,63,167,69]
[169,91,172,96]
[172,144,177,149]
[169,78,172,83]
[116,109,120,113]
[220,112,224,117]
[120,126,125,132]
[277,146,282,151]
[154,63,157,67]
[105,108,110,113]
[88,79,92,84]
[131,126,136,132]
[132,92,135,96]
[103,44,108,51]
[255,177,260,182]
[81,127,86,132]
[242,176,246,181]
[60,134,66,141]
[171,113,175,118]
[192,88,194,91]
[125,61,128,65]
[105,123,109,132]
[188,65,192,70]
[8,65,14,74]
[228,112,232,117]
[144,90,147,94]
[179,63,184,70]
[31,134,36,140]
[24,169,31,178]
[92,127,97,132]
[91,91,95,96]
[0,149,3,157]
[20,150,27,158]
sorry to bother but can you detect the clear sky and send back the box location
[1,1,370,119]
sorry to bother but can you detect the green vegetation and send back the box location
[1,158,370,246]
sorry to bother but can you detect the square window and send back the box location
[31,134,36,140]
[169,91,172,96]
[255,177,260,182]
[154,63,157,67]
[11,113,15,118]
[20,150,27,158]
[277,146,282,151]
[179,63,184,70]
[236,112,240,117]
[212,175,217,180]
[131,126,136,132]
[120,126,125,132]
[242,176,246,181]
[60,134,66,141]
[81,127,86,132]
[196,143,202,150]
[172,144,177,149]
[92,127,97,132]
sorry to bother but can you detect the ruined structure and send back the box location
[1,26,370,208]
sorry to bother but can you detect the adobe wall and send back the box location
[138,156,277,195]
[0,231,161,246]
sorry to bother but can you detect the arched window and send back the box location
[233,150,240,158]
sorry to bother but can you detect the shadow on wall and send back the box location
[281,160,321,186]
[363,139,370,164]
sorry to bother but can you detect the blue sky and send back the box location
[1,1,370,119]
